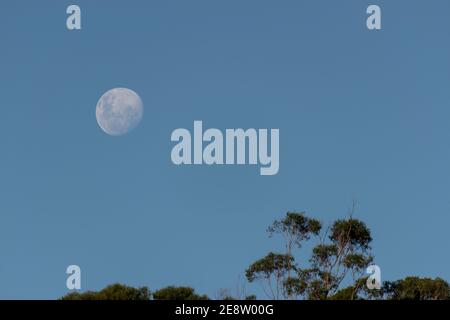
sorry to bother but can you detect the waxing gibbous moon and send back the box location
[96,88,144,136]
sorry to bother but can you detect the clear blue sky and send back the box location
[0,0,449,299]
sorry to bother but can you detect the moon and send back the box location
[96,88,144,136]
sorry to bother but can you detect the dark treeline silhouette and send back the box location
[61,212,450,300]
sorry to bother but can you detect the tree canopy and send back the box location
[60,211,449,300]
[61,284,208,301]
[61,284,151,300]
[153,286,209,300]
[246,212,375,300]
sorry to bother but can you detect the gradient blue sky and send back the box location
[0,0,449,299]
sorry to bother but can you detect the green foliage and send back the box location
[61,283,151,300]
[301,218,373,299]
[311,245,338,265]
[246,252,295,299]
[62,284,209,301]
[330,278,370,300]
[248,212,449,300]
[330,285,360,300]
[246,252,294,283]
[267,212,322,248]
[283,276,308,297]
[58,212,449,301]
[343,253,373,270]
[153,286,209,300]
[247,212,375,300]
[329,219,372,250]
[222,294,257,300]
[383,277,450,300]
